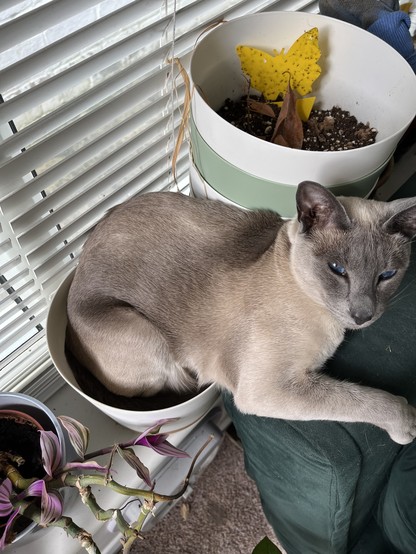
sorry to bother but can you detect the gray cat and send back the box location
[66,181,416,444]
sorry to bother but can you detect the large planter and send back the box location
[47,271,220,434]
[0,392,68,548]
[190,11,416,217]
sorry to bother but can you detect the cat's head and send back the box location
[288,181,416,330]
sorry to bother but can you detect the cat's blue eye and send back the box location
[378,269,397,282]
[328,262,347,277]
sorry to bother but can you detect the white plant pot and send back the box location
[47,271,220,434]
[190,11,416,217]
[189,161,244,208]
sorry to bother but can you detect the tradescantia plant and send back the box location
[0,414,211,553]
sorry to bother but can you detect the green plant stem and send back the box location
[121,500,154,554]
[77,485,115,521]
[18,501,101,554]
[134,499,154,533]
[83,443,120,462]
[75,483,155,553]
[77,485,143,551]
[54,434,214,502]
[55,473,170,501]
[5,434,213,552]
[0,458,37,490]
[76,435,214,552]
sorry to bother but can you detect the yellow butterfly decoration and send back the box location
[236,28,321,102]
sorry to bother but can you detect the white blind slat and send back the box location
[2,91,179,217]
[13,102,185,232]
[33,144,189,283]
[0,73,171,190]
[0,289,42,326]
[0,1,141,93]
[28,139,187,265]
[0,0,102,54]
[0,279,34,307]
[0,310,46,350]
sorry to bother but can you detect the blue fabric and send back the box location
[319,1,416,73]
[368,12,416,72]
[319,0,399,28]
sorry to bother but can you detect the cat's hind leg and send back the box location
[67,305,195,397]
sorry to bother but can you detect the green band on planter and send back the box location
[190,117,391,218]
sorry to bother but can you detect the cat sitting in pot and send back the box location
[66,181,416,445]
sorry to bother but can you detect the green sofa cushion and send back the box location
[376,440,416,554]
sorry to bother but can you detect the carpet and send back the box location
[129,432,280,554]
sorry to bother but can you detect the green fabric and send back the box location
[222,395,399,554]
[377,441,416,554]
[223,182,416,554]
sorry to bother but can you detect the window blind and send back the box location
[0,0,318,395]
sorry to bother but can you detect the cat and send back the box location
[66,181,416,444]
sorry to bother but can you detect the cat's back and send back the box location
[97,191,280,234]
[82,192,284,264]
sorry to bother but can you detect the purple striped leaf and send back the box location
[62,460,107,473]
[0,479,13,517]
[25,480,63,525]
[140,435,189,458]
[124,419,189,459]
[39,430,62,477]
[0,509,19,550]
[58,415,90,459]
[115,446,152,488]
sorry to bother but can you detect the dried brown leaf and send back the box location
[247,98,275,118]
[180,502,190,521]
[271,82,303,149]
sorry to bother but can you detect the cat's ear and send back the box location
[383,200,416,240]
[296,181,350,233]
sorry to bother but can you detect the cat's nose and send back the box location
[350,309,373,326]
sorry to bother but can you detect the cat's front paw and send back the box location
[386,399,416,445]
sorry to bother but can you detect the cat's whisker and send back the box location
[388,280,416,307]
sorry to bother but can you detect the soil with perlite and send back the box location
[217,95,378,151]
